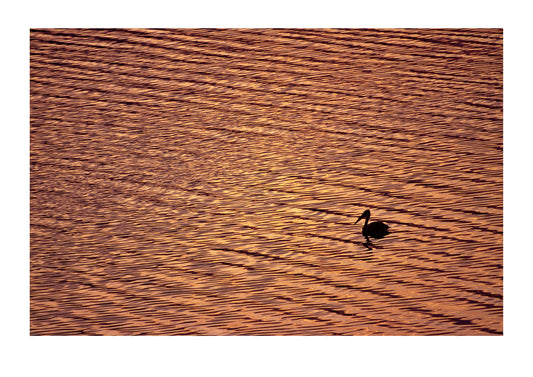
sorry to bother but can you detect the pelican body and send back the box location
[355,209,389,240]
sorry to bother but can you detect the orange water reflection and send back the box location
[31,28,502,335]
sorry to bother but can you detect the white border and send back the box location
[4,1,530,376]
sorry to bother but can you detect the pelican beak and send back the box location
[355,214,363,224]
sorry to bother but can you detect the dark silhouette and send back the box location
[355,209,390,241]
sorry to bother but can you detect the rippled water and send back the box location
[30,28,502,335]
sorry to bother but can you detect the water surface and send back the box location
[30,29,503,335]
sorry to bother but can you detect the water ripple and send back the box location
[31,28,502,335]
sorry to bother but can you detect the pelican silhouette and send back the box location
[355,209,389,240]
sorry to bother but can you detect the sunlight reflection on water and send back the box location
[30,28,502,335]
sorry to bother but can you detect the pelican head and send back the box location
[355,209,371,224]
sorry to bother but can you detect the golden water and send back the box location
[30,29,502,335]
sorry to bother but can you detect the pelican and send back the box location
[355,209,389,240]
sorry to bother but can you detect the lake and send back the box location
[30,28,502,335]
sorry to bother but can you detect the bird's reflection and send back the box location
[362,239,374,250]
[361,238,386,251]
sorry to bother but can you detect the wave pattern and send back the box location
[30,28,502,335]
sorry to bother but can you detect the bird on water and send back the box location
[355,209,390,240]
